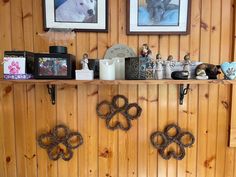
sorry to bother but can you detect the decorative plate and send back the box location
[104,44,136,59]
[221,62,236,80]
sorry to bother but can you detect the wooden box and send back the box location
[125,57,147,80]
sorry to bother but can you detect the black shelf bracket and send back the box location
[47,84,56,105]
[179,84,190,105]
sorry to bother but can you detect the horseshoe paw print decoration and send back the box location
[37,125,83,161]
[96,95,142,131]
[150,124,195,160]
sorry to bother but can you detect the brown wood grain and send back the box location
[1,0,236,177]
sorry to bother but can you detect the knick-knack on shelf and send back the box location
[182,54,191,78]
[164,55,176,79]
[75,53,94,80]
[154,54,164,80]
[81,53,89,70]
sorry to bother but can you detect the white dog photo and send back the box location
[55,0,97,23]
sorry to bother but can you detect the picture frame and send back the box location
[127,0,191,35]
[43,0,108,32]
[34,53,76,79]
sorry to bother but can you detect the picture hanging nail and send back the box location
[150,124,195,160]
[96,95,142,131]
[37,124,83,161]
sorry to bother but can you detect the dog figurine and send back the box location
[56,0,97,22]
[195,63,221,79]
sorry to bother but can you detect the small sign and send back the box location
[3,57,26,74]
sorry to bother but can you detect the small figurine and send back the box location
[154,54,164,80]
[76,53,94,80]
[195,63,221,79]
[196,69,208,80]
[140,44,152,58]
[164,55,176,79]
[81,53,89,70]
[182,54,191,78]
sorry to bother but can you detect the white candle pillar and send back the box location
[99,59,115,80]
[112,57,125,80]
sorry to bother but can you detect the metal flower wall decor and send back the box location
[96,95,142,131]
[37,125,83,161]
[150,124,195,160]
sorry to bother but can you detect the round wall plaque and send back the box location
[104,44,136,59]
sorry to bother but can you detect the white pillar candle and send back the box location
[99,59,115,80]
[112,57,125,80]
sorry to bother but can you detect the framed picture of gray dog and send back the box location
[127,0,191,34]
[43,0,108,32]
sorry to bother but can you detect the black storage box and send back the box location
[34,53,76,79]
[88,59,99,79]
[125,57,147,80]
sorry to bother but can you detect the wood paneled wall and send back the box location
[0,0,236,177]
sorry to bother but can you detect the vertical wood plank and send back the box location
[230,0,236,147]
[197,1,211,177]
[35,85,57,177]
[25,84,37,177]
[87,85,99,176]
[167,84,178,177]
[178,27,190,177]
[157,84,168,177]
[14,85,28,177]
[0,84,6,177]
[205,0,222,176]
[11,0,24,50]
[127,85,138,177]
[222,0,235,177]
[157,35,169,177]
[1,84,17,177]
[186,0,201,176]
[109,0,118,46]
[10,0,28,176]
[98,85,118,177]
[77,84,88,177]
[0,0,12,78]
[0,0,15,175]
[167,34,179,177]
[33,0,50,53]
[138,84,148,177]
[22,0,34,51]
[118,0,127,45]
[57,85,78,177]
[118,85,128,177]
[147,85,158,177]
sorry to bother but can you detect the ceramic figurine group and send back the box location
[139,44,234,80]
[140,44,195,80]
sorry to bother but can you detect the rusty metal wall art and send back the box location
[96,95,142,131]
[150,124,195,160]
[37,124,83,161]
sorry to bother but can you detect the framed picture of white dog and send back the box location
[127,0,191,34]
[43,0,108,32]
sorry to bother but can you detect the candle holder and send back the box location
[112,57,125,80]
[99,59,115,80]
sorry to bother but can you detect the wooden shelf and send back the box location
[0,79,236,85]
